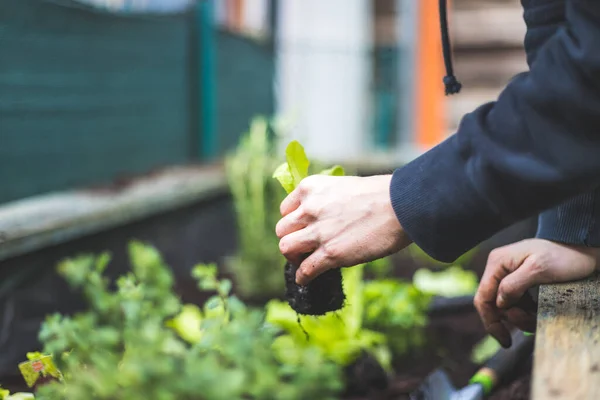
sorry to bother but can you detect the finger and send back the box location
[275,207,311,239]
[279,229,318,266]
[496,256,545,309]
[295,250,333,286]
[477,243,532,305]
[475,246,530,348]
[503,307,537,334]
[475,290,512,348]
[280,189,302,217]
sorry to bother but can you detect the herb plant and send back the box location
[225,116,287,301]
[27,241,343,400]
[361,279,432,356]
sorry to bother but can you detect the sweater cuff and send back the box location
[389,136,506,263]
[536,188,600,247]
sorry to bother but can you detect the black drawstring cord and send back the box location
[439,0,462,95]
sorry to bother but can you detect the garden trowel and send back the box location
[409,329,534,400]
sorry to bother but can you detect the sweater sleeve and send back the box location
[390,0,600,262]
[536,188,600,247]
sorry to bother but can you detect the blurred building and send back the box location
[0,0,527,205]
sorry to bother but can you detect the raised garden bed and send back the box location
[1,244,533,400]
[0,132,539,398]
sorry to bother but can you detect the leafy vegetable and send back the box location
[362,279,431,355]
[29,241,343,400]
[0,388,34,400]
[225,116,287,300]
[18,353,62,388]
[471,335,502,364]
[318,165,345,177]
[285,140,310,188]
[273,140,344,194]
[265,265,391,371]
[273,140,348,316]
[413,266,478,297]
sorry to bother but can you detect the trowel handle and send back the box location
[470,330,535,395]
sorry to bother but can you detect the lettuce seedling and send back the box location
[273,140,346,315]
[265,264,391,371]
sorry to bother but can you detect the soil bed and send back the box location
[342,310,532,400]
[342,250,533,400]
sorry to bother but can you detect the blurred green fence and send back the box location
[0,0,275,205]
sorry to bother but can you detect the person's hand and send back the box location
[275,174,411,286]
[474,238,599,348]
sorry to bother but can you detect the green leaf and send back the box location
[165,304,203,344]
[272,162,295,194]
[285,140,310,188]
[271,335,306,365]
[318,165,345,177]
[218,280,232,297]
[471,335,502,364]
[5,393,35,400]
[413,266,478,297]
[192,263,218,281]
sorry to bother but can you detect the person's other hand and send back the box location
[474,238,599,348]
[275,174,411,286]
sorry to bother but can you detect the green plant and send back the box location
[273,140,348,315]
[364,257,393,279]
[272,140,344,192]
[412,265,478,297]
[406,244,478,269]
[361,279,432,356]
[29,241,343,400]
[225,116,287,300]
[471,335,502,364]
[0,387,34,400]
[265,264,392,372]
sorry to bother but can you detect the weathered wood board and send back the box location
[532,272,600,400]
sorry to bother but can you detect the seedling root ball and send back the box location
[284,261,345,315]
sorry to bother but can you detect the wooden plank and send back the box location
[532,272,600,400]
[0,165,228,262]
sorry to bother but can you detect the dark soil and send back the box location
[284,260,345,315]
[340,247,533,400]
[342,309,532,400]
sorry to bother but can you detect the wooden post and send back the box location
[532,273,600,400]
[415,0,447,150]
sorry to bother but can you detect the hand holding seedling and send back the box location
[474,238,599,348]
[276,173,410,286]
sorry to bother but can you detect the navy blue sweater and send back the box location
[391,0,600,262]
